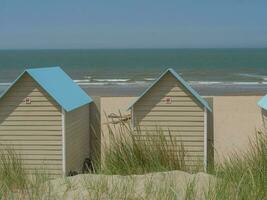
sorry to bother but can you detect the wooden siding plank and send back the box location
[0,116,61,121]
[184,152,204,156]
[146,145,203,150]
[7,86,42,91]
[133,133,204,138]
[0,111,61,116]
[0,101,59,107]
[5,92,53,102]
[135,116,204,122]
[6,154,61,160]
[134,111,204,116]
[1,150,62,155]
[21,164,63,170]
[136,126,204,131]
[0,145,61,150]
[0,126,61,131]
[5,85,49,93]
[21,159,62,165]
[164,149,204,153]
[137,121,204,126]
[134,106,203,112]
[67,117,89,128]
[0,121,61,126]
[133,137,204,142]
[139,101,199,107]
[140,90,192,97]
[24,169,62,174]
[135,142,204,147]
[0,106,60,111]
[0,130,61,135]
[1,140,62,145]
[138,96,196,102]
[0,135,62,141]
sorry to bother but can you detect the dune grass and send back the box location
[0,126,265,199]
[94,120,267,199]
[205,133,267,200]
[99,121,191,175]
[0,147,56,200]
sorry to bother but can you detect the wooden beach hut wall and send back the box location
[0,67,92,176]
[257,96,267,134]
[128,68,212,170]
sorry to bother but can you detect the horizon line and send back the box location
[1,47,267,51]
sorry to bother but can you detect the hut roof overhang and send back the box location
[127,68,212,112]
[0,66,93,112]
[258,95,267,110]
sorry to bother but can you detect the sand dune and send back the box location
[48,170,215,199]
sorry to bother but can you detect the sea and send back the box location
[1,48,267,96]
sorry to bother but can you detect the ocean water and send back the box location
[0,49,267,95]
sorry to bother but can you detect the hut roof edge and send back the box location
[127,68,212,112]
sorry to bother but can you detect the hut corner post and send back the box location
[204,108,208,172]
[261,109,267,135]
[62,108,66,176]
[131,107,134,129]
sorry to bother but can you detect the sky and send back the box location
[0,0,267,49]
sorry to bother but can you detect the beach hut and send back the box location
[128,68,212,170]
[257,96,267,133]
[0,67,92,176]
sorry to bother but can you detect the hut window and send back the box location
[24,97,31,104]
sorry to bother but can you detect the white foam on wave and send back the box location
[0,83,11,86]
[191,81,267,85]
[77,82,108,86]
[238,73,267,81]
[111,82,146,86]
[191,81,222,85]
[231,82,260,85]
[1,79,267,88]
[76,81,150,86]
[144,78,156,81]
[93,79,130,82]
[74,79,90,83]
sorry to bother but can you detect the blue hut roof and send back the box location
[257,95,267,110]
[0,67,92,112]
[128,68,212,112]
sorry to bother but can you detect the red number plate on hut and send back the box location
[24,97,31,104]
[165,97,172,104]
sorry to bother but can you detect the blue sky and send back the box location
[0,0,267,49]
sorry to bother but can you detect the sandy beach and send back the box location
[99,95,264,163]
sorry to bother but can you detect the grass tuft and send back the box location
[100,121,189,175]
[0,125,265,199]
[0,146,56,200]
[205,133,267,200]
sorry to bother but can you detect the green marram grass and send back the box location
[205,133,267,200]
[0,128,266,199]
[0,146,57,200]
[99,122,191,175]
[93,120,267,199]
